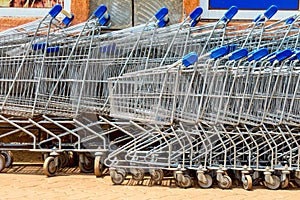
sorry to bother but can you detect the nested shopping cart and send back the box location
[106,5,300,189]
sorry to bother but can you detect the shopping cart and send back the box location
[106,5,300,189]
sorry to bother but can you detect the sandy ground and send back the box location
[0,164,299,200]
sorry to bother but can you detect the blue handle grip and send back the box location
[248,48,268,62]
[49,4,62,18]
[286,16,296,25]
[189,7,203,27]
[157,17,169,27]
[229,48,248,61]
[264,5,278,19]
[94,4,107,18]
[62,14,74,27]
[222,6,238,22]
[276,49,293,61]
[46,46,60,53]
[155,7,168,20]
[98,14,110,26]
[210,46,229,59]
[182,52,198,67]
[32,42,46,51]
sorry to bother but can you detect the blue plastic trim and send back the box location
[264,5,278,19]
[286,16,296,25]
[155,7,168,20]
[32,42,46,51]
[182,52,198,67]
[222,6,238,22]
[296,51,300,60]
[229,48,248,60]
[157,17,169,27]
[62,14,74,27]
[210,46,229,59]
[49,4,62,18]
[276,49,293,61]
[248,48,268,62]
[189,7,203,21]
[98,14,110,26]
[93,4,107,18]
[46,46,60,53]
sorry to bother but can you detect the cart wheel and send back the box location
[218,175,232,189]
[281,177,289,189]
[111,171,125,185]
[0,154,5,172]
[150,169,164,182]
[132,168,145,181]
[198,174,213,188]
[94,156,104,177]
[43,156,57,177]
[179,174,192,188]
[79,155,94,173]
[265,175,281,190]
[1,151,14,168]
[242,175,252,190]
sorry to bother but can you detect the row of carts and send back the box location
[0,4,299,190]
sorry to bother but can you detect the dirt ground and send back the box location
[0,163,299,200]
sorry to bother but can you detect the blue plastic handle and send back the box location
[46,46,60,53]
[155,7,168,20]
[157,17,169,27]
[210,46,229,59]
[32,42,46,51]
[275,49,293,61]
[189,7,203,21]
[98,14,110,26]
[229,48,248,61]
[49,4,62,18]
[182,52,198,67]
[222,6,238,22]
[62,14,74,27]
[264,5,278,19]
[189,7,203,27]
[248,48,268,62]
[93,4,107,18]
[286,16,296,25]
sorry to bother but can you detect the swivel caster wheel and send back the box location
[94,156,104,177]
[43,156,58,177]
[218,175,232,189]
[198,174,213,188]
[242,175,252,190]
[1,151,14,168]
[265,175,281,190]
[132,168,145,181]
[0,154,5,172]
[150,169,164,182]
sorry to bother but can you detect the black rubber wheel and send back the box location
[0,154,5,172]
[150,169,164,182]
[79,154,94,173]
[265,175,281,190]
[198,174,213,188]
[179,175,192,188]
[43,156,58,177]
[94,156,104,177]
[218,175,232,189]
[111,172,125,185]
[132,168,145,181]
[242,175,252,190]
